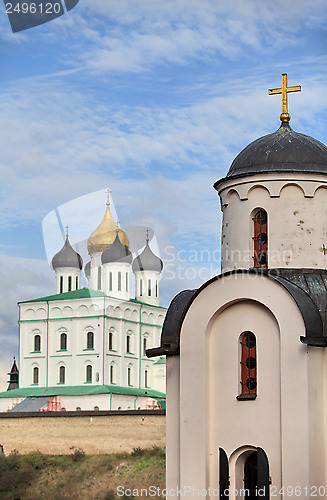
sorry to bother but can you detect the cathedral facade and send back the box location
[148,76,327,498]
[0,195,166,412]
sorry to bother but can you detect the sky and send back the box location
[0,0,326,389]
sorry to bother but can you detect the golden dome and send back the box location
[87,202,129,254]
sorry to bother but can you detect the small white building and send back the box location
[0,196,166,412]
[148,78,327,498]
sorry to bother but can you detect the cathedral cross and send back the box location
[268,73,301,123]
[65,225,69,237]
[106,188,111,206]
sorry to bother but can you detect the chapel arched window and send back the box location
[87,331,94,349]
[34,334,41,352]
[33,366,39,385]
[237,331,257,400]
[68,276,72,292]
[86,364,92,383]
[127,366,132,386]
[60,333,67,351]
[253,208,268,268]
[59,366,65,384]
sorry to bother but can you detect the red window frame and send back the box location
[253,209,268,268]
[239,331,257,398]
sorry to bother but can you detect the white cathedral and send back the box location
[0,195,166,412]
[148,75,327,497]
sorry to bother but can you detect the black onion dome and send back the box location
[222,122,327,181]
[51,237,83,270]
[132,241,163,273]
[101,232,132,264]
[84,261,91,278]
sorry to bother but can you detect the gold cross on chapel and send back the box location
[268,73,301,123]
[65,225,69,237]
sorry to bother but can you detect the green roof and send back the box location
[0,385,165,399]
[18,288,167,310]
[154,356,166,365]
[18,288,108,304]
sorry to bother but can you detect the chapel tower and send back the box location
[215,74,327,272]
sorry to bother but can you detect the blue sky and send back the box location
[0,0,326,388]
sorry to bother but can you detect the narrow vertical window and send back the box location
[109,272,113,291]
[97,267,101,290]
[148,279,151,296]
[237,331,257,400]
[59,366,65,384]
[86,365,92,383]
[118,272,121,291]
[87,331,94,349]
[127,367,132,386]
[143,337,147,356]
[68,276,72,292]
[145,369,149,388]
[34,334,41,352]
[126,334,131,353]
[60,276,63,294]
[253,209,268,268]
[156,281,158,297]
[109,330,113,350]
[33,367,39,385]
[140,279,143,296]
[60,333,67,350]
[110,364,114,384]
[126,272,128,292]
[76,276,78,290]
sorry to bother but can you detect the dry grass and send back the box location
[0,415,165,455]
[0,447,166,499]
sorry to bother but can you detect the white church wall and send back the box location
[166,273,323,499]
[218,173,327,271]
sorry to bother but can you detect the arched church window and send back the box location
[59,366,65,384]
[68,276,72,292]
[237,331,257,400]
[126,334,131,353]
[34,334,41,352]
[60,276,63,294]
[76,276,78,290]
[140,279,143,296]
[109,272,113,291]
[110,363,115,384]
[60,333,67,350]
[145,369,149,388]
[126,272,128,292]
[118,272,122,291]
[143,337,147,356]
[156,281,158,297]
[148,279,151,296]
[33,366,39,385]
[87,331,94,349]
[86,364,92,383]
[127,366,132,386]
[109,330,114,351]
[253,208,268,268]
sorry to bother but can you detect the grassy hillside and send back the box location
[0,447,166,499]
